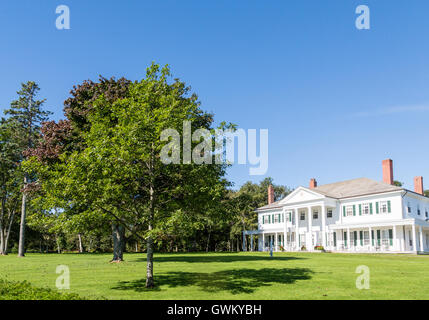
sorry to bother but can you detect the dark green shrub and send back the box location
[0,279,84,300]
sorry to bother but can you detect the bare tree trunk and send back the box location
[111,224,125,262]
[18,175,28,257]
[78,233,83,253]
[0,227,4,255]
[3,211,14,255]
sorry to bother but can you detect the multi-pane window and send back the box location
[346,205,354,217]
[274,214,279,223]
[327,209,333,218]
[426,210,428,218]
[300,212,305,220]
[363,231,370,245]
[407,202,411,213]
[417,205,421,215]
[313,210,318,219]
[380,201,388,214]
[362,203,370,215]
[263,215,269,224]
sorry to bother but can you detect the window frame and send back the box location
[346,205,354,217]
[379,201,388,214]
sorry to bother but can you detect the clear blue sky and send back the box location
[1,0,429,191]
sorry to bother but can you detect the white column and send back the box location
[295,208,299,250]
[347,228,350,250]
[275,232,278,252]
[307,206,313,250]
[283,210,287,250]
[321,204,326,248]
[392,225,397,251]
[262,233,265,252]
[419,226,423,252]
[412,224,417,252]
[369,227,372,252]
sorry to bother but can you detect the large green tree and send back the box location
[4,82,51,257]
[28,64,230,287]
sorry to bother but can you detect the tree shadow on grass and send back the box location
[112,267,313,294]
[133,254,305,264]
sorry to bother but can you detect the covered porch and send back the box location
[329,219,429,253]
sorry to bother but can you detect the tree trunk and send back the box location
[0,228,4,255]
[18,175,28,257]
[146,235,154,287]
[206,228,211,253]
[111,224,125,262]
[3,211,14,255]
[78,233,84,253]
[146,180,155,288]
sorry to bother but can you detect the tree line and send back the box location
[0,63,291,287]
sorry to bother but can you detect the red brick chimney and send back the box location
[414,176,424,195]
[382,159,394,185]
[268,185,274,205]
[309,178,317,189]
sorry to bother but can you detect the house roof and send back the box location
[311,177,403,199]
[256,177,404,211]
[257,200,283,211]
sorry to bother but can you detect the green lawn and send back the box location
[0,251,429,299]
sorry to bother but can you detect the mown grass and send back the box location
[0,252,429,299]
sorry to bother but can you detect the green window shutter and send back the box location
[344,232,347,247]
[353,205,356,216]
[343,206,346,217]
[262,216,265,224]
[377,230,381,246]
[268,215,271,224]
[272,214,274,223]
[389,229,393,246]
[371,230,374,246]
[360,231,363,246]
[370,203,373,214]
[359,204,362,216]
[388,201,391,213]
[376,202,379,214]
[289,213,292,222]
[354,231,357,246]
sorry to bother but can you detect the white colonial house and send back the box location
[245,159,429,254]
